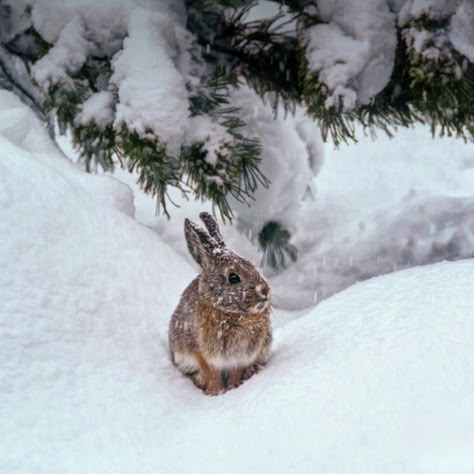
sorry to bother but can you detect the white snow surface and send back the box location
[2,92,474,473]
[186,115,234,166]
[305,0,396,108]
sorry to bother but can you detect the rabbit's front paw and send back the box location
[242,363,264,381]
[191,371,206,390]
[204,376,224,396]
[193,368,224,395]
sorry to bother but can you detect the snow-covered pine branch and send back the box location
[0,0,473,267]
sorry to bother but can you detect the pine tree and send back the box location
[1,0,473,268]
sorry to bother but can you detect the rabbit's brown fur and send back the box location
[168,212,272,395]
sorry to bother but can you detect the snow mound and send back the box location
[270,125,474,310]
[1,91,474,473]
[0,90,193,470]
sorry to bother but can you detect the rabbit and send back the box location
[168,212,272,395]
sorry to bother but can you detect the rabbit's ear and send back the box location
[199,212,225,249]
[184,218,217,268]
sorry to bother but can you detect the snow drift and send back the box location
[1,92,474,473]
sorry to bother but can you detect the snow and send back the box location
[397,0,460,25]
[449,0,474,62]
[247,0,296,32]
[305,0,396,108]
[29,0,177,47]
[0,1,32,44]
[229,86,324,233]
[32,16,92,89]
[304,0,472,109]
[76,91,114,128]
[111,7,190,153]
[186,116,233,166]
[2,90,474,473]
[12,0,193,153]
[271,126,474,309]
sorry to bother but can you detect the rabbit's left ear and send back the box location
[184,218,219,269]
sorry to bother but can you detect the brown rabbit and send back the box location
[168,212,272,395]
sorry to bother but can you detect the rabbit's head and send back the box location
[185,212,271,314]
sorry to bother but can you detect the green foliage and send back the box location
[302,69,357,145]
[73,124,116,172]
[258,221,298,270]
[180,119,268,221]
[187,0,302,115]
[69,102,267,220]
[119,129,181,217]
[402,16,474,138]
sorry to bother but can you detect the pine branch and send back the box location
[181,105,268,222]
[186,0,303,114]
[258,221,298,270]
[302,14,474,145]
[0,44,49,126]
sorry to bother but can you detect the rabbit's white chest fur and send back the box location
[173,348,260,373]
[206,350,262,370]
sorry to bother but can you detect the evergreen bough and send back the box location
[1,0,473,268]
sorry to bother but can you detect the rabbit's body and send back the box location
[170,278,271,371]
[168,213,272,395]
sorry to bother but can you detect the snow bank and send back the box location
[271,125,474,310]
[0,90,194,469]
[2,91,474,473]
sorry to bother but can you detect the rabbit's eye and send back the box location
[228,272,241,284]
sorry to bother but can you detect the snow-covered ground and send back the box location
[2,91,474,473]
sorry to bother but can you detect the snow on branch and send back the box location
[304,0,396,110]
[186,115,234,166]
[76,91,115,128]
[111,8,190,155]
[449,0,474,63]
[303,0,474,112]
[32,16,93,89]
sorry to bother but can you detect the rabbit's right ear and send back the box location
[184,218,217,268]
[199,212,225,249]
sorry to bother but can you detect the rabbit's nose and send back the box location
[256,284,270,299]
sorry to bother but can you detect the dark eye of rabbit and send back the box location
[228,272,241,284]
